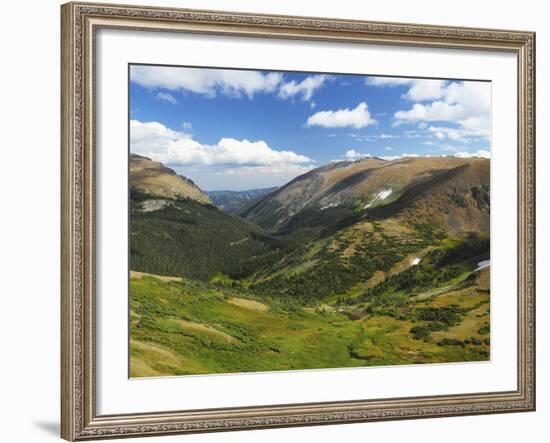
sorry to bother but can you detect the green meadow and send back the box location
[129,264,490,377]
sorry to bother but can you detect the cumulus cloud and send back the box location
[403,80,447,101]
[344,149,371,160]
[379,150,490,161]
[367,77,446,101]
[366,77,414,87]
[454,149,491,159]
[380,153,420,161]
[211,163,316,190]
[306,102,376,129]
[131,65,282,99]
[130,120,312,168]
[218,164,314,177]
[367,77,491,144]
[278,75,330,102]
[393,81,491,142]
[394,101,465,122]
[130,120,190,155]
[426,124,489,142]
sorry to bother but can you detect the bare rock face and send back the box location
[137,199,172,213]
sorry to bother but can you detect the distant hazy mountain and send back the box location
[130,154,211,204]
[208,188,278,213]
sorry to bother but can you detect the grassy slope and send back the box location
[130,258,490,377]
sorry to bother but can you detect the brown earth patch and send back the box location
[228,297,269,312]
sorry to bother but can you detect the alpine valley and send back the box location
[129,153,490,377]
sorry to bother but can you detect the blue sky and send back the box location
[130,64,490,191]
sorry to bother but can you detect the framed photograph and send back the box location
[61,2,536,440]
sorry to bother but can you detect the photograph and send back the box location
[128,65,491,377]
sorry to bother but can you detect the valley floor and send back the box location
[129,266,490,377]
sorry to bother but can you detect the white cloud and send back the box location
[208,163,316,190]
[403,80,447,101]
[394,101,466,122]
[218,164,314,177]
[130,120,312,168]
[379,133,396,139]
[366,77,413,87]
[344,149,371,160]
[367,77,447,101]
[426,125,489,142]
[379,153,420,161]
[155,91,177,104]
[393,81,491,142]
[130,120,190,155]
[367,77,490,143]
[378,149,490,160]
[131,65,283,98]
[306,102,376,129]
[454,150,491,159]
[181,121,193,131]
[366,77,447,101]
[278,75,330,102]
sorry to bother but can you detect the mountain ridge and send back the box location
[239,156,489,235]
[130,153,211,204]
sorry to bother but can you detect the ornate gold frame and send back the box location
[61,2,536,440]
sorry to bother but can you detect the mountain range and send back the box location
[129,153,489,298]
[238,156,489,235]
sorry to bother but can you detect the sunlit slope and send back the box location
[130,153,211,204]
[239,157,489,234]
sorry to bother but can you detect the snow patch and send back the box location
[138,199,170,212]
[320,202,339,211]
[475,260,490,272]
[364,188,393,209]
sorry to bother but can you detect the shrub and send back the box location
[410,325,431,341]
[477,325,490,335]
